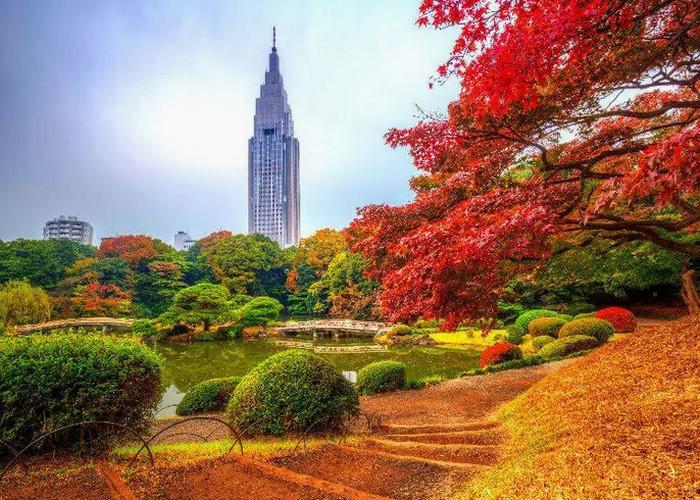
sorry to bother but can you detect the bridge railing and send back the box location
[14,317,134,335]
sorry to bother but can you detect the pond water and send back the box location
[153,337,482,417]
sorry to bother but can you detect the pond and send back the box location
[153,337,482,417]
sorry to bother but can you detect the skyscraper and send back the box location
[248,28,300,247]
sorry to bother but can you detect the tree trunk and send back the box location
[681,269,700,316]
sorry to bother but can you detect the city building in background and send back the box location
[248,27,300,247]
[174,230,196,251]
[43,215,93,245]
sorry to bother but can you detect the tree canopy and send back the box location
[349,0,700,327]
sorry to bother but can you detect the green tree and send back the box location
[0,280,52,326]
[204,234,288,297]
[158,283,232,331]
[0,239,95,289]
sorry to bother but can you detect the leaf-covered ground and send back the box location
[462,318,700,498]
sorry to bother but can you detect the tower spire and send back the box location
[272,26,276,51]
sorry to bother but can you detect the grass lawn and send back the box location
[113,436,355,466]
[428,328,507,347]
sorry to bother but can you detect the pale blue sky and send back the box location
[0,0,458,243]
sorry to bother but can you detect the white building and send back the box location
[43,215,93,245]
[174,231,196,251]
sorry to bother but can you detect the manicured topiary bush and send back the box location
[131,319,158,337]
[356,360,407,395]
[531,335,556,350]
[595,306,637,332]
[558,318,614,343]
[574,312,596,319]
[176,376,241,416]
[514,309,561,332]
[538,335,599,357]
[388,324,414,336]
[505,324,525,344]
[226,350,358,435]
[0,334,162,452]
[479,342,523,368]
[239,297,283,327]
[528,317,568,338]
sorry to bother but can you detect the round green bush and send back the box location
[226,350,358,435]
[531,335,556,350]
[574,312,596,319]
[356,360,407,395]
[0,334,162,452]
[176,376,241,416]
[528,317,567,338]
[505,324,525,344]
[514,309,561,332]
[388,324,414,337]
[239,297,283,327]
[558,318,614,343]
[131,319,158,337]
[538,335,599,357]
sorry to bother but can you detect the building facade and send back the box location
[43,215,93,245]
[248,28,300,247]
[174,231,196,251]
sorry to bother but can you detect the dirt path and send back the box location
[3,359,572,499]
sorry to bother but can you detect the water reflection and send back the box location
[153,339,481,416]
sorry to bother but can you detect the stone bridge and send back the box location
[275,319,390,338]
[14,317,134,334]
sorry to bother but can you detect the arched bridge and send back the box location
[275,319,390,338]
[14,317,134,334]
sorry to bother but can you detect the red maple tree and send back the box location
[348,0,700,327]
[97,235,157,269]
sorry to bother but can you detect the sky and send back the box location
[0,0,459,244]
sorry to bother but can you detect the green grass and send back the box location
[428,328,507,346]
[112,435,355,465]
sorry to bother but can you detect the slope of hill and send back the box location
[462,317,700,498]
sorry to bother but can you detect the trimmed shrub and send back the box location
[0,334,162,451]
[538,335,599,357]
[356,361,407,395]
[528,317,567,338]
[479,342,523,368]
[226,350,358,435]
[531,335,556,350]
[131,319,157,337]
[176,376,241,416]
[239,297,283,327]
[595,307,637,332]
[505,324,525,344]
[514,309,561,332]
[574,312,596,319]
[388,324,414,337]
[559,318,614,343]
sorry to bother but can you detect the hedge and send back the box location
[531,335,556,350]
[538,335,600,357]
[528,317,567,338]
[239,297,283,327]
[176,376,241,416]
[595,307,637,332]
[558,318,614,343]
[388,324,414,337]
[514,309,562,332]
[479,342,522,368]
[0,334,162,452]
[505,324,525,344]
[356,361,407,395]
[131,319,158,337]
[226,350,358,435]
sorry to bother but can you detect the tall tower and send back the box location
[248,27,300,247]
